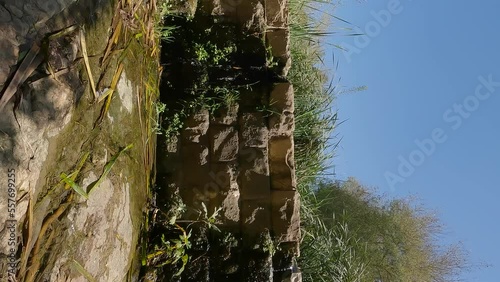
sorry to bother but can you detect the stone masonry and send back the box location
[157,0,300,281]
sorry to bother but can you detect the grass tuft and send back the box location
[288,1,367,281]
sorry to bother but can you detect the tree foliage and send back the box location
[300,177,467,282]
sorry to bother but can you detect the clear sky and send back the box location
[323,0,500,281]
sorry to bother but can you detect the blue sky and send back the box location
[324,0,500,280]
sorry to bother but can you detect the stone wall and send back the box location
[157,0,300,281]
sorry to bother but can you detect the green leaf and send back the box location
[87,144,133,194]
[61,173,88,199]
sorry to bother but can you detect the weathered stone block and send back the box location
[274,270,302,282]
[269,136,293,161]
[239,86,269,108]
[207,162,240,226]
[240,112,269,148]
[241,198,271,235]
[269,111,294,138]
[201,0,265,32]
[238,0,266,32]
[273,241,300,266]
[210,103,239,125]
[271,190,300,242]
[271,174,297,191]
[267,29,290,58]
[156,135,180,177]
[273,241,301,282]
[270,82,294,113]
[181,185,213,220]
[266,28,291,76]
[241,170,271,200]
[210,232,242,280]
[168,0,198,17]
[243,249,273,282]
[181,143,210,179]
[240,147,271,200]
[209,125,239,162]
[269,136,296,190]
[266,0,288,27]
[214,188,240,227]
[180,143,212,219]
[181,109,209,143]
[208,162,239,192]
[279,241,300,257]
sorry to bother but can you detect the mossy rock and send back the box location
[170,0,198,18]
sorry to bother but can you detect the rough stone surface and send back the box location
[0,75,77,270]
[201,0,265,32]
[169,0,198,17]
[180,143,212,218]
[271,190,300,242]
[240,112,269,148]
[209,162,239,192]
[0,1,150,280]
[182,109,210,143]
[217,187,240,226]
[240,147,271,200]
[241,199,271,236]
[269,111,294,138]
[208,162,240,225]
[270,82,294,113]
[210,103,239,125]
[47,176,133,282]
[181,144,210,192]
[266,28,291,76]
[243,250,273,282]
[269,136,296,190]
[209,125,239,162]
[266,0,288,27]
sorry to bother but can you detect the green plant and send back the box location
[265,45,279,68]
[222,232,238,247]
[152,101,166,134]
[197,202,222,232]
[261,233,279,257]
[289,0,340,184]
[145,202,226,276]
[184,86,239,115]
[286,1,369,281]
[164,112,183,140]
[300,219,367,282]
[153,100,184,142]
[147,224,192,276]
[158,0,173,19]
[307,178,469,282]
[158,25,177,43]
[193,41,236,66]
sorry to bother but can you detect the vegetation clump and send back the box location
[299,178,468,282]
[288,1,468,281]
